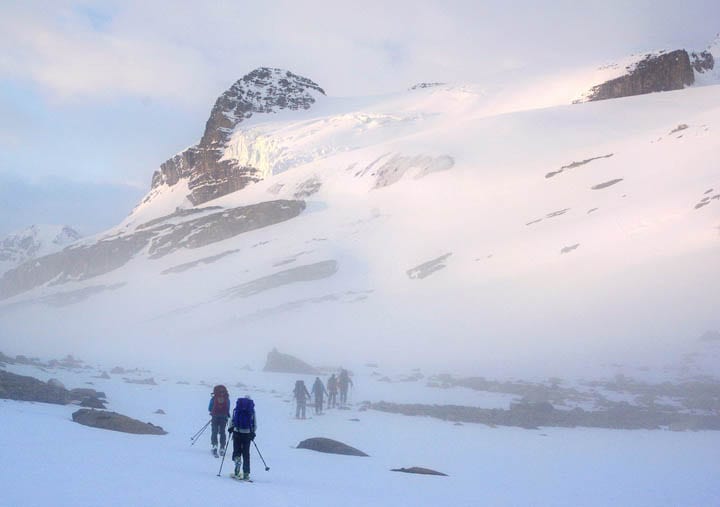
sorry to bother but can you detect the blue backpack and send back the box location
[233,397,255,430]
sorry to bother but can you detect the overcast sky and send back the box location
[1,0,719,236]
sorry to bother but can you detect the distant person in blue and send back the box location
[293,380,311,419]
[228,395,257,481]
[208,385,230,457]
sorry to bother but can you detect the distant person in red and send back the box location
[208,385,230,457]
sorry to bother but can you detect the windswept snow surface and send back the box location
[1,361,719,507]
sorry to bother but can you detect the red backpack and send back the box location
[211,385,229,416]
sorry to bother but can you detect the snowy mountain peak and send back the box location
[147,68,324,209]
[0,225,81,273]
[200,67,326,148]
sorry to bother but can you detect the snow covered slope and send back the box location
[1,358,719,507]
[1,60,719,375]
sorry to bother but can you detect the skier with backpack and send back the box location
[311,377,328,415]
[228,395,257,481]
[208,385,230,457]
[327,373,338,408]
[293,380,311,419]
[338,369,353,406]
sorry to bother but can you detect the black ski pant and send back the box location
[314,395,324,414]
[296,400,307,419]
[340,387,348,404]
[232,432,252,474]
[328,391,337,408]
[211,415,228,448]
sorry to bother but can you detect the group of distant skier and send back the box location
[201,368,354,480]
[293,368,353,418]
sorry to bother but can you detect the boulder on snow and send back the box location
[297,437,368,456]
[72,409,167,435]
[263,348,318,374]
[47,378,66,390]
[391,467,448,476]
[0,370,70,404]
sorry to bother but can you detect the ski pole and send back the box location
[253,440,270,471]
[217,435,232,477]
[190,419,212,445]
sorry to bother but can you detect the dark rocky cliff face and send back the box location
[586,50,695,102]
[151,68,325,205]
[0,200,306,300]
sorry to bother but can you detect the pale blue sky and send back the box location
[1,0,719,236]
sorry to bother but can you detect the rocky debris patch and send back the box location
[424,373,720,428]
[70,388,107,409]
[409,82,446,90]
[162,249,240,275]
[294,177,322,198]
[221,260,338,299]
[263,348,318,374]
[154,409,166,414]
[369,154,455,189]
[123,377,157,385]
[583,50,695,102]
[670,124,689,135]
[391,467,447,476]
[560,243,580,254]
[527,208,572,226]
[370,400,720,431]
[72,409,167,435]
[591,178,624,190]
[588,208,599,214]
[693,189,720,209]
[297,437,368,456]
[690,50,714,73]
[545,154,614,178]
[407,253,452,280]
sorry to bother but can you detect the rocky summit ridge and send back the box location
[149,68,325,206]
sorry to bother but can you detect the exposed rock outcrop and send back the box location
[0,370,70,404]
[150,68,325,205]
[263,348,318,374]
[690,50,715,73]
[297,437,368,456]
[0,199,305,300]
[72,409,167,435]
[585,50,694,102]
[391,467,447,476]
